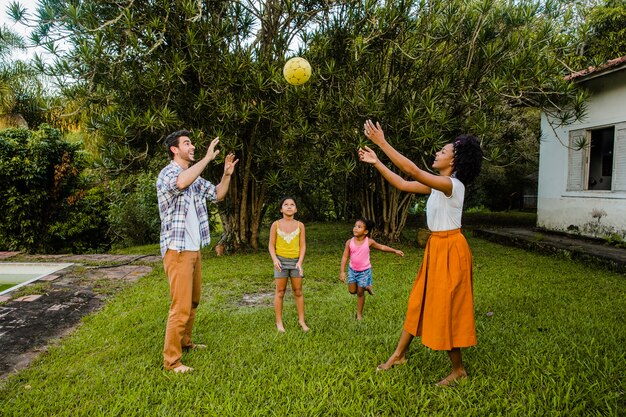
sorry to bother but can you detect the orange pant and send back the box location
[163,250,202,370]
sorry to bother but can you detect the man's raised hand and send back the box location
[205,137,220,162]
[223,153,238,176]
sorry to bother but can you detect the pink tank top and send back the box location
[349,237,371,272]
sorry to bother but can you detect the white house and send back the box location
[538,56,626,239]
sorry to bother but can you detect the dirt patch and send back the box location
[0,287,101,376]
[239,292,274,307]
[0,255,158,380]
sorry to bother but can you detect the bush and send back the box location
[107,171,160,248]
[0,125,109,253]
[48,184,111,253]
[471,162,536,211]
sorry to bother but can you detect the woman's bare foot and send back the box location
[365,286,374,296]
[436,369,468,386]
[376,354,407,371]
[299,321,310,332]
[276,323,286,332]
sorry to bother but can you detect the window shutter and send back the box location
[613,123,626,191]
[567,129,587,191]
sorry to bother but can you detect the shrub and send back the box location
[0,125,109,253]
[107,171,160,248]
[48,184,111,253]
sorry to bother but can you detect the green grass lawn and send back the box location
[1,222,624,416]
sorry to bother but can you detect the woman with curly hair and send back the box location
[359,119,483,386]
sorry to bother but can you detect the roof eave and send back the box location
[571,63,626,83]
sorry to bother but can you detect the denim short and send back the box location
[347,266,372,287]
[274,256,303,278]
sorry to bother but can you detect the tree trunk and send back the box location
[361,174,414,243]
[218,134,267,253]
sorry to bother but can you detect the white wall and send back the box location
[538,69,626,238]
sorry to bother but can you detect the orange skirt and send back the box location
[403,229,476,350]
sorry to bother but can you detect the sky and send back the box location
[1,0,44,61]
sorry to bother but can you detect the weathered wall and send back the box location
[538,69,626,239]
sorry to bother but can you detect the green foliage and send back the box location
[408,196,427,215]
[0,25,24,113]
[0,125,109,253]
[107,171,161,248]
[305,1,579,236]
[577,0,626,65]
[605,233,626,248]
[0,22,51,128]
[22,0,348,249]
[309,1,584,150]
[22,0,588,246]
[48,184,110,253]
[471,162,534,211]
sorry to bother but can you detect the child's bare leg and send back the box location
[356,286,365,320]
[365,285,374,296]
[291,277,309,331]
[274,278,288,332]
[348,283,357,295]
[377,329,413,370]
[436,348,468,386]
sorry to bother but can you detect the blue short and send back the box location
[274,256,303,278]
[347,267,372,288]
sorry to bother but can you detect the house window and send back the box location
[587,127,614,190]
[567,123,626,192]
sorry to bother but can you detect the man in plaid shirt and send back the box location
[157,130,238,373]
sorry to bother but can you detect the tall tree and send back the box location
[0,25,25,114]
[19,0,587,246]
[0,23,46,126]
[20,0,346,250]
[304,0,586,240]
[1,4,54,129]
[577,0,626,65]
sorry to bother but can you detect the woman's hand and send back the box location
[358,146,379,165]
[363,119,386,146]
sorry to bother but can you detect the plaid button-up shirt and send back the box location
[156,161,217,257]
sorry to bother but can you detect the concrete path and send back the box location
[473,227,626,274]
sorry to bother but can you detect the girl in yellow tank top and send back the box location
[268,197,308,333]
[275,223,301,258]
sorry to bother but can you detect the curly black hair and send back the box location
[452,134,483,185]
[355,217,375,234]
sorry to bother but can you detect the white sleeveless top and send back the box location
[426,177,464,232]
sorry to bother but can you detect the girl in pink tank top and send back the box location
[339,218,404,320]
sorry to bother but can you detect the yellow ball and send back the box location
[283,57,312,86]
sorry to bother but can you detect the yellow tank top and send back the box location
[276,223,301,258]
